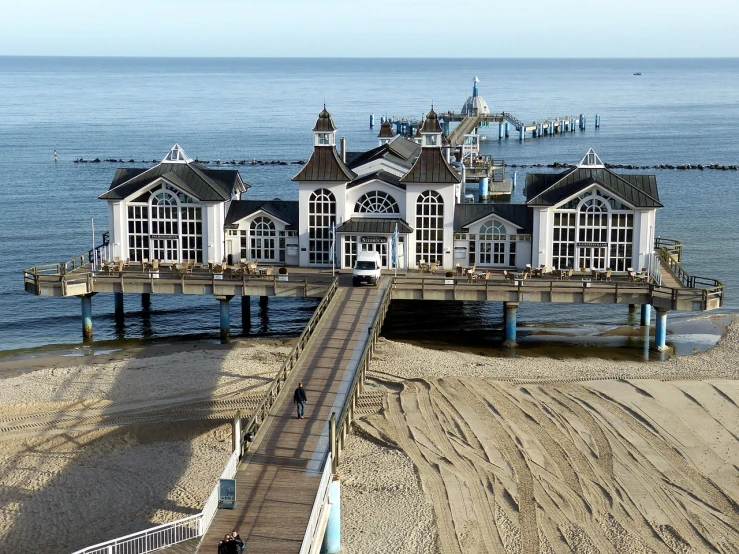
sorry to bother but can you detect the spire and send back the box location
[313,105,337,146]
[377,120,395,145]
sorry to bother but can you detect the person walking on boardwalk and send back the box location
[294,381,307,419]
[232,530,245,552]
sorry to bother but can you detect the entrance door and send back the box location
[361,242,388,268]
[152,238,179,262]
[578,247,606,270]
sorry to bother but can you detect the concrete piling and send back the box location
[503,302,518,347]
[81,294,93,340]
[654,309,668,351]
[640,304,652,327]
[321,478,341,553]
[242,295,251,333]
[479,177,489,200]
[219,296,233,341]
[113,292,124,316]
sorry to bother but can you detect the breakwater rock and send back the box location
[73,158,306,166]
[508,162,739,170]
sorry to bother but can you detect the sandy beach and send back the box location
[0,339,291,553]
[339,320,739,554]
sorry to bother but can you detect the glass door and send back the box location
[152,238,179,262]
[361,242,389,268]
[578,247,607,270]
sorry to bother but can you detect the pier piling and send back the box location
[241,295,251,333]
[503,302,518,347]
[113,292,124,317]
[479,177,489,200]
[640,304,652,327]
[219,296,233,341]
[321,478,341,553]
[654,309,668,351]
[141,293,151,311]
[81,294,93,340]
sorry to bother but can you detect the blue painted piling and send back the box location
[519,125,525,141]
[479,177,489,200]
[321,479,341,553]
[505,122,510,137]
[503,302,518,347]
[640,304,651,327]
[369,114,375,128]
[654,309,668,351]
[219,297,232,340]
[81,295,93,340]
[499,123,504,140]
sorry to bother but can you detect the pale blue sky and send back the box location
[1,0,737,57]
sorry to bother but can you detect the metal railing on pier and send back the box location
[70,278,340,554]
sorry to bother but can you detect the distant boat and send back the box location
[633,72,642,76]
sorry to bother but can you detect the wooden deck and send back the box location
[197,275,386,554]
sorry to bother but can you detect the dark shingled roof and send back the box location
[525,167,662,207]
[400,148,461,184]
[345,139,421,172]
[225,199,299,229]
[100,162,246,201]
[312,107,337,132]
[335,217,413,234]
[377,121,394,138]
[347,170,405,190]
[292,146,356,182]
[420,108,443,134]
[453,203,532,233]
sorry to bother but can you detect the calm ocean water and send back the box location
[1,57,737,354]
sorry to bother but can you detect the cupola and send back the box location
[419,107,443,147]
[377,120,394,145]
[313,105,337,147]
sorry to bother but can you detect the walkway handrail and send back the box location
[238,277,340,458]
[655,237,683,262]
[70,449,240,554]
[656,241,723,300]
[299,452,334,554]
[331,280,393,471]
[70,279,339,554]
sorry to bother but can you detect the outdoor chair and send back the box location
[246,261,258,275]
[429,262,438,274]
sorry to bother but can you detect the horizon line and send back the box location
[1,55,739,60]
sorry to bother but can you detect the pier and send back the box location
[52,234,723,554]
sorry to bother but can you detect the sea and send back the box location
[1,57,737,358]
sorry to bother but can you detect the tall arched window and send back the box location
[354,190,399,214]
[150,191,179,261]
[250,216,276,260]
[478,220,507,265]
[577,197,609,269]
[415,190,443,265]
[309,189,336,264]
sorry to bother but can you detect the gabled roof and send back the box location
[453,203,532,233]
[399,147,461,184]
[313,106,337,132]
[525,167,662,207]
[100,160,247,201]
[345,138,421,172]
[347,170,405,190]
[292,146,356,182]
[335,217,413,234]
[225,199,299,229]
[420,108,443,133]
[377,120,394,138]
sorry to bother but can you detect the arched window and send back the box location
[577,197,609,269]
[478,220,508,266]
[415,190,443,265]
[354,190,399,214]
[250,216,276,260]
[309,189,336,264]
[150,190,179,262]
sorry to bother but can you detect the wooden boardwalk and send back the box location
[196,276,385,554]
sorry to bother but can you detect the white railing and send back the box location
[299,453,334,554]
[71,449,240,554]
[651,252,662,286]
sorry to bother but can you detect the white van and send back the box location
[352,251,382,286]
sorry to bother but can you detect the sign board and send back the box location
[454,247,467,259]
[576,242,607,248]
[286,245,299,255]
[218,478,236,509]
[150,234,178,240]
[360,236,387,244]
